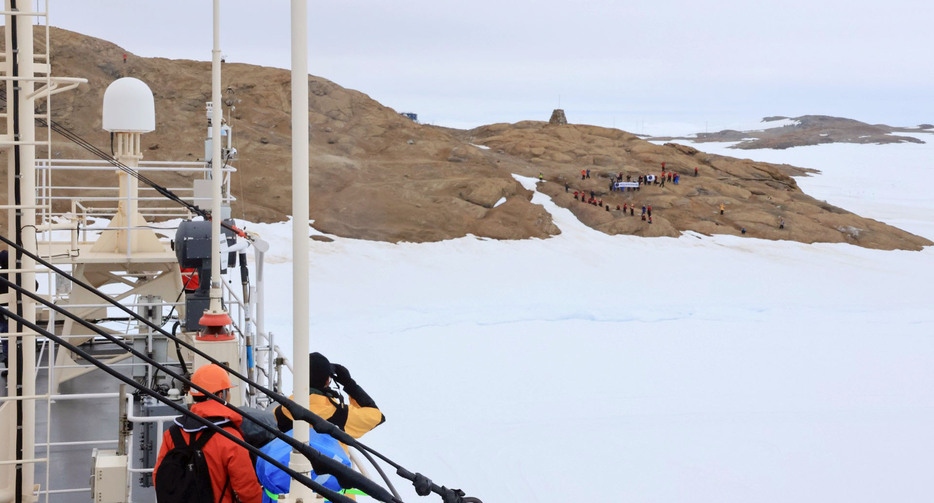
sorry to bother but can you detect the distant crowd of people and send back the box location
[571,190,660,223]
[564,162,695,223]
[553,162,787,234]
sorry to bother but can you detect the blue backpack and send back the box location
[256,429,352,502]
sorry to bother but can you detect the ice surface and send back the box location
[245,140,934,503]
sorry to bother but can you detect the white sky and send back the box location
[45,0,934,131]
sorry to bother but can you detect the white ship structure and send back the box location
[0,2,481,503]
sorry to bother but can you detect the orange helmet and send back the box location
[190,364,234,396]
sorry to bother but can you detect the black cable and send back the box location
[41,115,255,243]
[0,89,257,246]
[0,33,464,501]
[2,83,197,218]
[357,447,401,500]
[9,5,26,501]
[170,320,188,382]
[165,270,199,374]
[0,233,317,427]
[0,233,480,503]
[0,283,397,503]
[0,305,356,503]
[36,117,204,217]
[149,277,194,391]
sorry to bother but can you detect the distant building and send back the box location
[400,112,418,122]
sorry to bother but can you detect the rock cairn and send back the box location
[549,109,568,125]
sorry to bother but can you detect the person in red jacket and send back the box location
[154,364,262,503]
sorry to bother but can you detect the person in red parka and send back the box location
[154,364,262,503]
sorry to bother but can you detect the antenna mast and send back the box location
[288,1,314,501]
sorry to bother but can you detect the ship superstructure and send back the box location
[1,3,481,503]
[0,3,282,500]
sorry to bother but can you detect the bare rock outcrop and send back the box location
[467,122,931,251]
[656,115,928,149]
[0,27,929,251]
[1,27,558,243]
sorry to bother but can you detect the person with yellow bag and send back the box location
[274,352,385,444]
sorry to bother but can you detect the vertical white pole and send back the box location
[209,0,224,314]
[19,13,37,503]
[289,0,313,500]
[291,0,310,431]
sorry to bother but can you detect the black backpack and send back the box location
[155,425,229,503]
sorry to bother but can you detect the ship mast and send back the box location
[200,0,234,334]
[288,0,314,501]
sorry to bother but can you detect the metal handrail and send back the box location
[125,394,177,476]
[34,159,237,232]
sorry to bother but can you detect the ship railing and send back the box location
[37,392,121,500]
[23,218,280,405]
[124,393,175,485]
[217,266,283,406]
[33,275,270,396]
[35,159,237,235]
[7,157,287,501]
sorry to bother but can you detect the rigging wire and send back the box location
[0,77,476,503]
[0,282,396,503]
[0,89,254,242]
[1,86,201,216]
[0,28,426,500]
[36,116,205,216]
[0,305,360,503]
[0,234,480,503]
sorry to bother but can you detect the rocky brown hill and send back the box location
[17,27,553,243]
[656,115,930,149]
[1,27,930,251]
[463,122,928,249]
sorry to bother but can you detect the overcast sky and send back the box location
[46,0,934,133]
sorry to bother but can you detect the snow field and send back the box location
[244,138,934,503]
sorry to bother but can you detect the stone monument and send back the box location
[549,109,568,125]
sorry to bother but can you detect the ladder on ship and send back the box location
[1,3,76,502]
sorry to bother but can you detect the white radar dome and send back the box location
[102,77,155,133]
